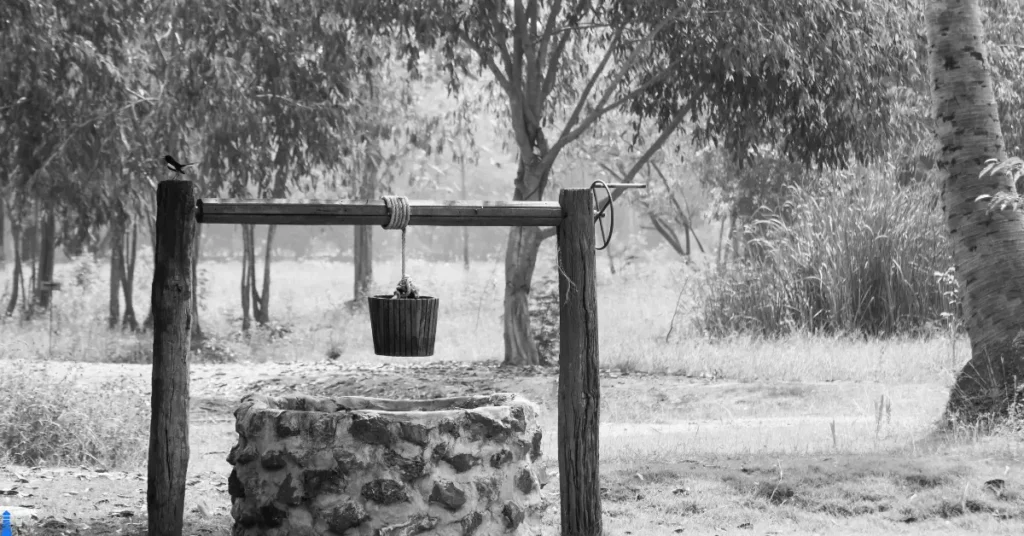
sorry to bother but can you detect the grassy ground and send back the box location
[0,251,1021,535]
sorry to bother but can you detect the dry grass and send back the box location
[0,251,1021,534]
[0,244,970,381]
[694,174,955,338]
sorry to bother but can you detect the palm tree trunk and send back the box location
[927,0,1024,422]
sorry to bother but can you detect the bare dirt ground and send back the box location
[1,359,1022,535]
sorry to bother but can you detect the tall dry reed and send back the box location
[695,172,952,337]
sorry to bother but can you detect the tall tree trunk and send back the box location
[502,159,549,366]
[240,224,253,332]
[143,216,156,330]
[353,165,377,304]
[4,201,23,317]
[715,218,726,272]
[121,219,140,331]
[254,225,275,325]
[109,211,125,329]
[0,197,5,270]
[461,156,470,271]
[248,228,261,323]
[927,0,1024,422]
[353,225,373,301]
[729,211,740,263]
[189,222,204,343]
[36,207,56,308]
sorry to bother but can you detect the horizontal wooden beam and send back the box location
[196,198,564,226]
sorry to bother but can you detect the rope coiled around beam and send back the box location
[381,195,412,289]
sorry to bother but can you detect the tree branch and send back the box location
[511,0,526,91]
[603,103,692,209]
[539,104,691,245]
[459,29,512,93]
[523,0,543,116]
[548,27,623,155]
[549,57,684,161]
[535,0,564,78]
[544,10,683,165]
[652,161,705,252]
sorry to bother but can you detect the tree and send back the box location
[927,0,1024,422]
[353,0,920,364]
[166,0,370,330]
[0,0,146,315]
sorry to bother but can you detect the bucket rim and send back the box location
[368,294,438,301]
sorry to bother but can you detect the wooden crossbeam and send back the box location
[197,198,564,226]
[153,182,601,536]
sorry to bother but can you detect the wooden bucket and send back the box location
[367,295,439,356]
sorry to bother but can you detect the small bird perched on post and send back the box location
[164,155,195,174]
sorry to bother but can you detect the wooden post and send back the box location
[557,189,601,536]
[149,180,195,536]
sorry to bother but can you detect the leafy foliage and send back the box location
[612,0,924,168]
[985,0,1024,153]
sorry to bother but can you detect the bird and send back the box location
[164,154,195,174]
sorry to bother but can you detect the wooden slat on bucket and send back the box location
[367,296,439,356]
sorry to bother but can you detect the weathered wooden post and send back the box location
[557,189,601,536]
[149,180,196,536]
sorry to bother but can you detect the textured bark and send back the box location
[121,219,140,331]
[0,198,5,269]
[4,203,23,317]
[240,224,254,331]
[354,224,373,301]
[188,223,203,343]
[557,189,601,536]
[353,165,376,303]
[502,160,549,366]
[36,209,55,308]
[148,180,194,536]
[256,224,274,325]
[927,0,1024,422]
[109,211,125,329]
[239,223,274,329]
[143,217,156,331]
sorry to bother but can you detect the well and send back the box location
[227,393,547,536]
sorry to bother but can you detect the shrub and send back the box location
[695,171,952,337]
[0,362,148,469]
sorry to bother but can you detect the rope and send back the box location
[381,195,410,281]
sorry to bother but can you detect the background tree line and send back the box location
[1,0,1023,422]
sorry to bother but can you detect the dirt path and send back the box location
[0,358,957,535]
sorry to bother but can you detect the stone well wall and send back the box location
[228,393,548,536]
